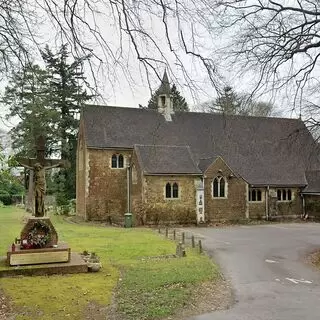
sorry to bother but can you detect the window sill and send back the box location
[212,197,228,199]
[165,198,180,201]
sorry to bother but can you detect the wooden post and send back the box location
[199,240,203,253]
[191,235,195,248]
[173,229,176,240]
[165,228,168,238]
[158,227,161,234]
[182,232,185,244]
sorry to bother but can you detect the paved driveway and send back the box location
[186,223,320,320]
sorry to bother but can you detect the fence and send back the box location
[157,227,204,254]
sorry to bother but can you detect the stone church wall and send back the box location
[142,175,197,225]
[305,194,320,218]
[130,152,144,225]
[248,200,266,219]
[271,187,302,218]
[76,121,87,219]
[85,149,131,223]
[204,157,247,222]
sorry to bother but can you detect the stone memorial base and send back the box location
[0,253,88,277]
[7,243,70,266]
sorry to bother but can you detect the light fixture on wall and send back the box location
[229,173,234,178]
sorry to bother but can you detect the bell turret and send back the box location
[157,70,173,121]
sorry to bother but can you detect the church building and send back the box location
[76,72,320,224]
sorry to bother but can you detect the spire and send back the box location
[157,69,170,95]
[157,69,173,121]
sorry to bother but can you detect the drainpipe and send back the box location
[302,193,306,219]
[265,186,269,221]
[127,164,131,213]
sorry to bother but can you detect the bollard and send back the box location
[191,235,195,248]
[173,229,176,240]
[199,239,203,253]
[182,232,185,244]
[165,227,168,238]
[158,227,161,234]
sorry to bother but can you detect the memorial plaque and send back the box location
[10,250,70,266]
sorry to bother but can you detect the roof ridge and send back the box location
[134,144,190,148]
[84,104,302,122]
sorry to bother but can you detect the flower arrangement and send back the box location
[22,221,51,249]
[81,250,102,272]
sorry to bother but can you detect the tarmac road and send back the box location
[186,223,320,320]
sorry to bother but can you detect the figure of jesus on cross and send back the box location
[17,136,69,217]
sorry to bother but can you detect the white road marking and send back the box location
[265,259,278,263]
[285,278,312,284]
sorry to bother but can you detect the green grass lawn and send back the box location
[0,207,220,320]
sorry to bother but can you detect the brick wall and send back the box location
[204,157,247,222]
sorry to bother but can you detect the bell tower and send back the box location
[157,70,173,121]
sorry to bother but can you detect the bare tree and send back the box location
[0,0,225,97]
[198,85,277,117]
[210,1,320,105]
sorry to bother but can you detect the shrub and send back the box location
[0,194,12,205]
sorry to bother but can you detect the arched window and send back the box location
[111,154,117,168]
[220,177,225,197]
[213,178,219,197]
[166,183,172,198]
[111,154,124,168]
[212,176,227,198]
[172,183,179,198]
[118,154,124,168]
[165,182,179,199]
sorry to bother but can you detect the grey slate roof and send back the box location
[303,171,320,193]
[82,105,320,186]
[134,145,201,175]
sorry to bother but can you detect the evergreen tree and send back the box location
[3,45,92,207]
[2,63,58,157]
[200,86,275,117]
[147,84,189,111]
[171,84,189,112]
[215,86,242,115]
[41,44,92,203]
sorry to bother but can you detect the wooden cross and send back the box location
[17,135,69,217]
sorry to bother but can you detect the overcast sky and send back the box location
[0,0,305,133]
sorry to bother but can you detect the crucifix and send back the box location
[17,135,69,217]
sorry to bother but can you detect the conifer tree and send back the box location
[147,84,189,111]
[41,44,92,203]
